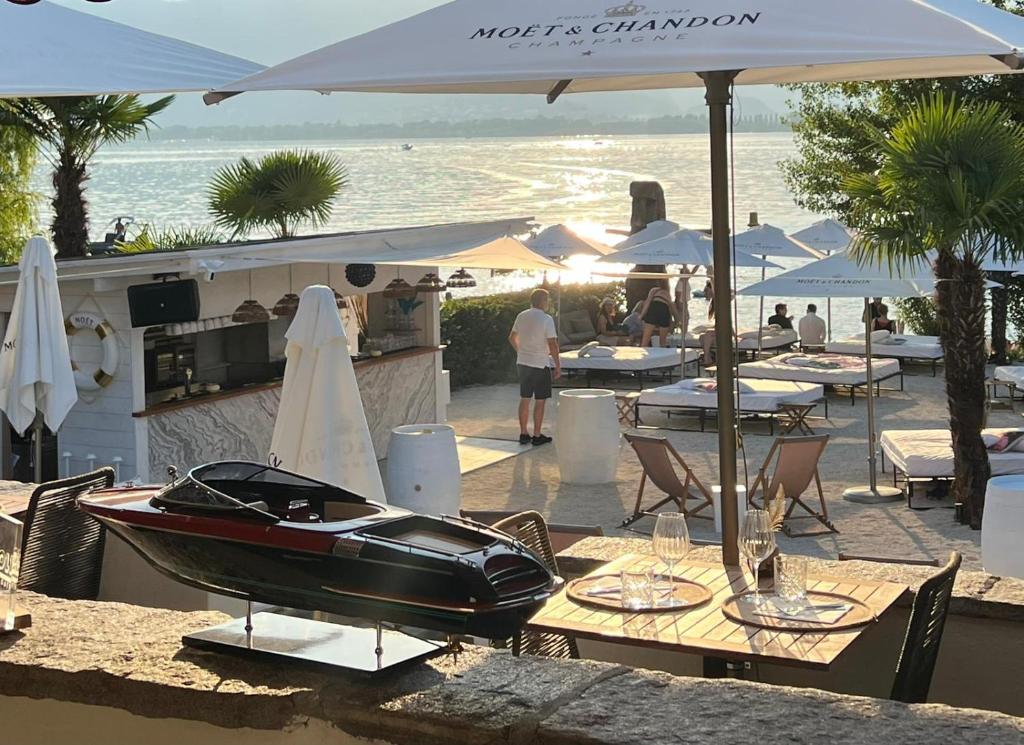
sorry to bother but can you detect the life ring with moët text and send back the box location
[65,312,118,390]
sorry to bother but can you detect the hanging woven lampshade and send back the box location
[382,277,416,299]
[273,265,301,317]
[446,268,476,288]
[415,273,447,293]
[231,271,271,324]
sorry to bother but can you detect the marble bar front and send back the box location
[137,346,442,479]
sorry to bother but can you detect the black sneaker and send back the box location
[531,434,553,446]
[519,434,532,445]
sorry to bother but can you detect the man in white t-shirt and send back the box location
[799,303,827,347]
[508,289,561,446]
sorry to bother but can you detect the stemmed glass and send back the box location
[652,512,691,608]
[738,509,776,607]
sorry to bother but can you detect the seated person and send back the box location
[873,304,897,333]
[621,301,645,345]
[798,303,827,347]
[767,303,794,330]
[596,298,629,345]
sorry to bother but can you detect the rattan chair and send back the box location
[890,551,962,704]
[490,511,579,660]
[19,468,115,600]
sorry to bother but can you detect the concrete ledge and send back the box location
[1,593,1022,744]
[557,537,1024,623]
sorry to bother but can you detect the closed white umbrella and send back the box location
[526,224,611,259]
[0,236,77,482]
[0,0,264,97]
[269,286,386,503]
[741,251,936,503]
[209,0,1024,566]
[599,229,780,269]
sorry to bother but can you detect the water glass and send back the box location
[620,568,654,610]
[774,555,807,605]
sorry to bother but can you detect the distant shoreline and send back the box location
[151,115,792,142]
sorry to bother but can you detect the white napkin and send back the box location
[753,596,853,625]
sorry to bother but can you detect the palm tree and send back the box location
[844,94,1024,528]
[207,150,349,240]
[0,95,173,258]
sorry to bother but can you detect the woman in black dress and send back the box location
[639,282,677,348]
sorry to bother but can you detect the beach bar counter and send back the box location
[0,218,529,485]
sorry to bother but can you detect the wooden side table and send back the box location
[615,392,641,426]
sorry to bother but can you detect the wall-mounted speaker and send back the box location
[127,279,201,328]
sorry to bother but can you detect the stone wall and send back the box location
[0,593,1021,745]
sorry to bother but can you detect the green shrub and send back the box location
[441,282,624,389]
[892,297,940,336]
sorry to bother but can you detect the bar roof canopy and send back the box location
[1,0,263,98]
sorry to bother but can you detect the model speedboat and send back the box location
[77,461,560,638]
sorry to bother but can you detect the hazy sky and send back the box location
[50,0,790,127]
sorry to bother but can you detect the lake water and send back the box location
[30,132,872,339]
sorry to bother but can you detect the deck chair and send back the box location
[19,468,115,600]
[623,433,714,531]
[490,511,579,660]
[890,552,961,703]
[748,435,837,538]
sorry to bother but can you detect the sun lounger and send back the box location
[993,366,1024,401]
[635,378,826,434]
[667,325,798,357]
[737,352,902,405]
[825,332,944,376]
[558,346,699,389]
[880,428,1024,507]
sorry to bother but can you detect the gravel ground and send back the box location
[449,364,1017,570]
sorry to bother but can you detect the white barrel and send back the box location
[385,424,461,516]
[556,389,621,485]
[983,475,1024,578]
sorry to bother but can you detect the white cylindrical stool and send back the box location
[556,389,621,485]
[385,424,461,516]
[712,485,749,535]
[982,475,1024,578]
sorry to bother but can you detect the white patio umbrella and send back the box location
[615,220,681,250]
[599,230,780,270]
[269,286,386,503]
[209,0,1024,565]
[732,223,823,351]
[741,251,937,503]
[0,237,77,482]
[0,0,264,97]
[790,219,857,340]
[526,224,611,259]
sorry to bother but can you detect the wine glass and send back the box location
[652,512,691,608]
[738,509,776,607]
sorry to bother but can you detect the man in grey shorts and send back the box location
[508,288,562,446]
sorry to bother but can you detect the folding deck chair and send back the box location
[748,435,838,538]
[622,433,714,530]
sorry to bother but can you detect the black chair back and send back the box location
[890,551,962,703]
[19,468,116,600]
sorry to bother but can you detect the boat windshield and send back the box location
[151,478,278,521]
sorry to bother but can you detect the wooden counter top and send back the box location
[134,346,442,419]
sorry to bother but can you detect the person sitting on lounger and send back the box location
[621,301,645,345]
[596,298,629,346]
[873,304,896,333]
[799,304,827,346]
[768,303,794,330]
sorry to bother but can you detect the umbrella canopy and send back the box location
[208,0,1024,102]
[615,220,681,250]
[1,0,263,97]
[739,251,936,298]
[268,286,386,503]
[526,224,611,258]
[790,219,856,255]
[601,230,780,269]
[732,224,823,259]
[0,236,77,435]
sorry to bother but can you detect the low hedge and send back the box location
[441,282,624,389]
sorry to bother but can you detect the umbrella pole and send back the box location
[827,298,833,342]
[844,298,902,503]
[703,70,740,565]
[756,263,766,354]
[32,412,43,484]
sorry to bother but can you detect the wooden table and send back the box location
[0,480,34,519]
[528,553,907,674]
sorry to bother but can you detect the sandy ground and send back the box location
[448,363,1018,571]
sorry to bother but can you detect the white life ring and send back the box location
[65,312,118,390]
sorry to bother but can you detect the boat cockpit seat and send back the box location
[247,500,271,513]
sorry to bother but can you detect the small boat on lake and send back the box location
[78,461,559,638]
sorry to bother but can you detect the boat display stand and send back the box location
[183,603,450,677]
